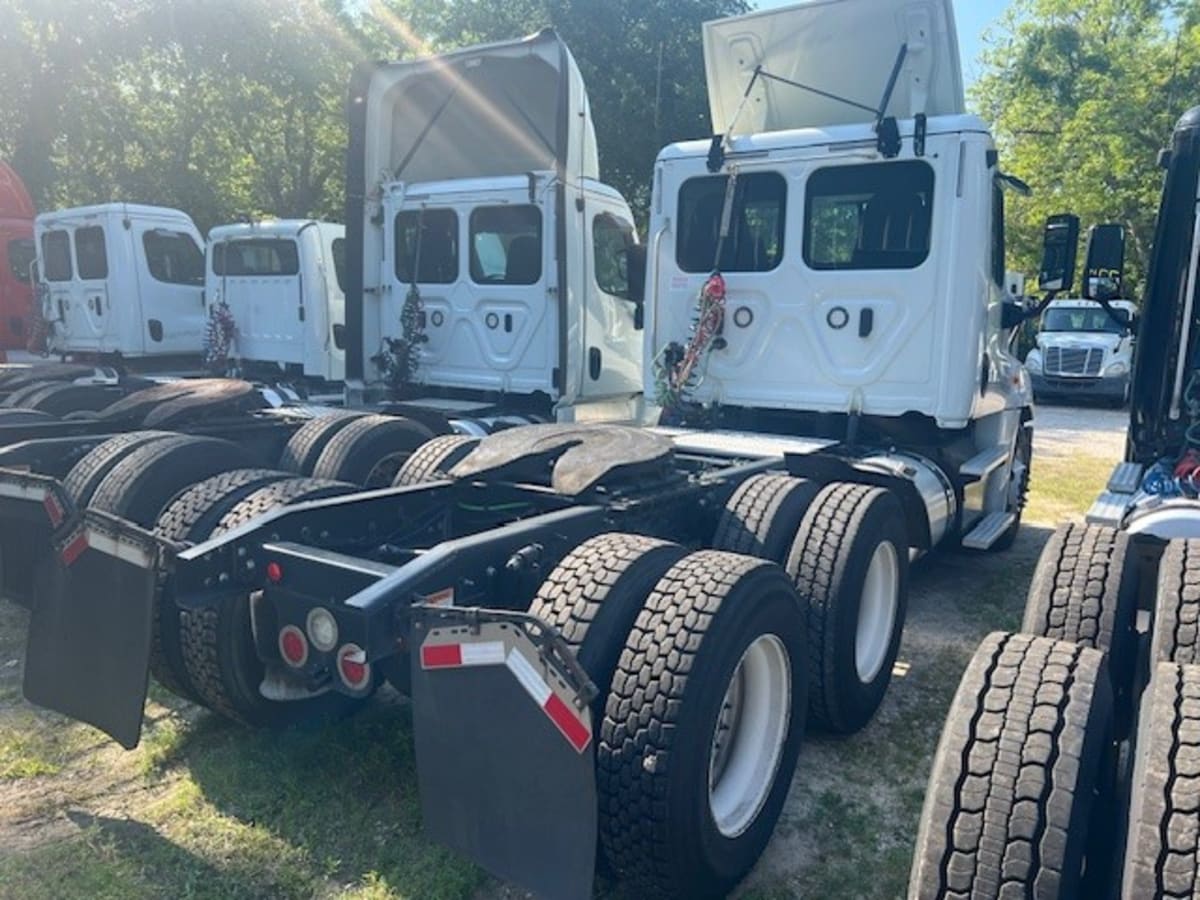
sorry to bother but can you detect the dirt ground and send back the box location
[0,402,1129,900]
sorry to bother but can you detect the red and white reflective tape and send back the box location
[420,640,591,753]
[60,528,88,566]
[43,492,65,528]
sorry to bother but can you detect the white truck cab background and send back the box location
[207,220,346,382]
[36,204,206,358]
[351,29,644,420]
[1025,297,1137,405]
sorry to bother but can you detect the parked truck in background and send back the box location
[910,106,1200,899]
[0,4,1049,898]
[0,161,37,351]
[207,219,348,384]
[1025,295,1137,406]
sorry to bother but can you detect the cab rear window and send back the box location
[41,230,72,281]
[676,172,786,273]
[803,161,934,270]
[143,230,204,285]
[470,206,542,285]
[395,209,458,284]
[212,238,300,276]
[75,226,108,280]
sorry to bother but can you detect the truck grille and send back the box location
[1045,346,1103,376]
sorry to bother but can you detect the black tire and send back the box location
[179,476,361,727]
[785,481,908,734]
[149,468,292,701]
[213,476,357,535]
[277,412,367,475]
[392,434,480,486]
[89,435,251,527]
[95,380,202,425]
[908,632,1113,900]
[598,550,807,899]
[2,381,54,408]
[1151,539,1200,666]
[990,422,1033,552]
[311,414,433,487]
[1023,522,1139,735]
[0,408,55,424]
[62,431,176,507]
[0,363,91,390]
[1122,662,1200,899]
[528,533,688,716]
[20,382,121,416]
[141,380,262,428]
[712,473,821,564]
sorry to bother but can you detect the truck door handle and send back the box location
[858,308,874,337]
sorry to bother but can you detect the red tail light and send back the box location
[266,561,284,583]
[278,625,308,667]
[337,643,370,690]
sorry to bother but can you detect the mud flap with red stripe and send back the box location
[0,467,76,607]
[411,608,598,900]
[22,510,169,749]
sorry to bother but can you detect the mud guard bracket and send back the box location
[23,510,173,749]
[410,606,597,900]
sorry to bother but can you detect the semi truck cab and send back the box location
[1025,296,1137,406]
[36,204,207,360]
[0,161,35,351]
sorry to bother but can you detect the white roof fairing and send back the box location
[703,0,964,135]
[363,29,598,188]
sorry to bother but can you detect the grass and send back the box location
[0,446,1116,900]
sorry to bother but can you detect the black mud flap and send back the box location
[411,608,598,900]
[23,510,170,749]
[0,468,76,607]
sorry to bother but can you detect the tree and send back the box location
[973,0,1195,296]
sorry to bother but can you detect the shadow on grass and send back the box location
[178,690,485,899]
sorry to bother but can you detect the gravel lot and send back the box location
[1032,400,1128,460]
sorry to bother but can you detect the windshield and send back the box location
[1041,306,1130,334]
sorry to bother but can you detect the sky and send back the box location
[755,0,1014,89]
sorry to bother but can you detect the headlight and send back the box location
[1105,361,1128,377]
[1024,351,1042,374]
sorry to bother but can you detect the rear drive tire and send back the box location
[1121,662,1200,899]
[277,412,368,475]
[1151,539,1200,666]
[311,414,433,487]
[149,468,292,701]
[392,434,480,486]
[528,533,687,716]
[62,431,176,508]
[786,481,907,734]
[711,473,821,564]
[598,551,806,898]
[88,435,251,527]
[179,476,361,727]
[1023,521,1139,736]
[908,632,1113,900]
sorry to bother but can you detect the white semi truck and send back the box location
[910,107,1200,899]
[1,5,1045,898]
[1025,294,1138,406]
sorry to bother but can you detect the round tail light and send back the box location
[278,625,308,668]
[337,643,371,691]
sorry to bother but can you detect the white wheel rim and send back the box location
[708,633,791,838]
[855,541,899,684]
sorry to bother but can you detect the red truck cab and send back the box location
[0,162,35,350]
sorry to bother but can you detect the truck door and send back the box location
[39,228,81,348]
[134,225,206,355]
[72,225,111,346]
[579,198,643,400]
[213,237,303,367]
[384,185,558,396]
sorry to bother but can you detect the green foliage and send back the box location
[974,0,1197,296]
[0,0,743,232]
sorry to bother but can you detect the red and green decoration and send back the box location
[203,302,238,372]
[654,272,727,422]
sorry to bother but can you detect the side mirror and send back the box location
[1082,223,1126,302]
[622,244,646,305]
[1001,298,1026,331]
[1038,213,1079,293]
